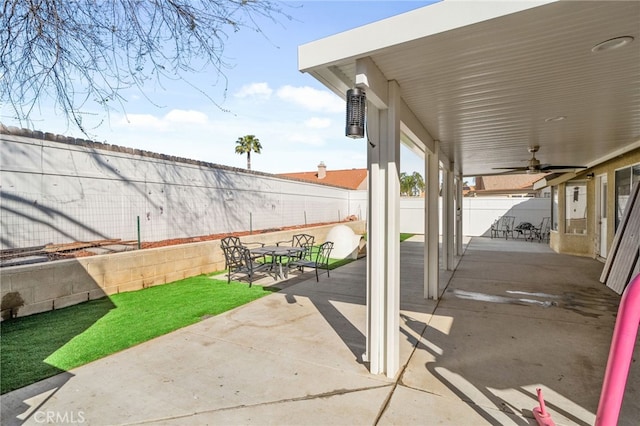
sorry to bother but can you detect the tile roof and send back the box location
[473,173,548,194]
[277,168,367,190]
[477,174,547,190]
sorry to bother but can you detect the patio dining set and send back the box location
[490,216,551,242]
[220,234,334,286]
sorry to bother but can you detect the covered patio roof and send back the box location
[299,0,640,177]
[298,0,640,381]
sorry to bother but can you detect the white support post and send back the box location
[365,80,401,378]
[365,104,381,374]
[456,174,464,256]
[445,167,455,270]
[442,168,450,271]
[425,142,439,299]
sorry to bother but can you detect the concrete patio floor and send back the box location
[2,236,639,425]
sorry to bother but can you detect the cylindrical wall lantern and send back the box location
[345,88,366,138]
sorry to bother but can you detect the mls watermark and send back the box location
[34,410,85,424]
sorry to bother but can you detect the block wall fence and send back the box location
[0,221,366,320]
[1,126,367,250]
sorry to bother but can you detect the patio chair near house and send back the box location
[531,217,551,243]
[490,215,515,239]
[289,241,334,282]
[514,222,536,240]
[220,245,272,286]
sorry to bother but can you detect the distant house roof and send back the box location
[278,163,367,190]
[469,174,548,196]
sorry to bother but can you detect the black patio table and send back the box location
[250,245,305,280]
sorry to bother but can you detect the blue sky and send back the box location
[5,1,437,175]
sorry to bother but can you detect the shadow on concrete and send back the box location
[398,237,639,425]
[272,260,368,365]
[266,238,450,368]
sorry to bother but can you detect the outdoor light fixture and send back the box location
[345,88,366,139]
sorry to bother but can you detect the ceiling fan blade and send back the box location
[489,147,587,175]
[540,165,587,171]
[489,167,533,176]
[483,168,544,176]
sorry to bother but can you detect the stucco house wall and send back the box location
[550,147,640,258]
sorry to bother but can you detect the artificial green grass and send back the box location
[0,275,273,394]
[1,253,360,394]
[361,233,415,242]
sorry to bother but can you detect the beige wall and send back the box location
[0,221,366,320]
[550,147,640,258]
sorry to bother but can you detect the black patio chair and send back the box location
[277,233,315,261]
[221,245,272,287]
[288,241,334,282]
[490,215,515,239]
[220,236,265,250]
[220,236,265,267]
[531,217,551,243]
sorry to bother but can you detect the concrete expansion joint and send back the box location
[373,356,417,424]
[123,384,394,425]
[373,289,452,424]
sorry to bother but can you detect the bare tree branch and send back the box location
[1,0,290,135]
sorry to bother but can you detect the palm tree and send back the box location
[234,135,262,170]
[400,171,425,196]
[410,171,425,196]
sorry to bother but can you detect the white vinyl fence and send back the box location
[400,196,551,236]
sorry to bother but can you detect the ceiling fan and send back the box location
[492,146,587,175]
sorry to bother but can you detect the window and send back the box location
[615,163,640,230]
[565,182,587,234]
[551,186,558,231]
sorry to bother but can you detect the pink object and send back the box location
[595,273,640,426]
[533,387,556,426]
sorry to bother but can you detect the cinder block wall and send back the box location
[1,127,368,250]
[0,221,365,320]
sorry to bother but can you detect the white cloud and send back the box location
[234,82,273,99]
[165,109,208,124]
[276,85,343,113]
[304,117,332,129]
[116,109,208,130]
[119,113,166,130]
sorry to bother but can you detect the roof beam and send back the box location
[400,99,435,155]
[307,68,352,101]
[355,57,388,110]
[298,1,555,71]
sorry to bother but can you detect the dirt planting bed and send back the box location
[2,221,351,267]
